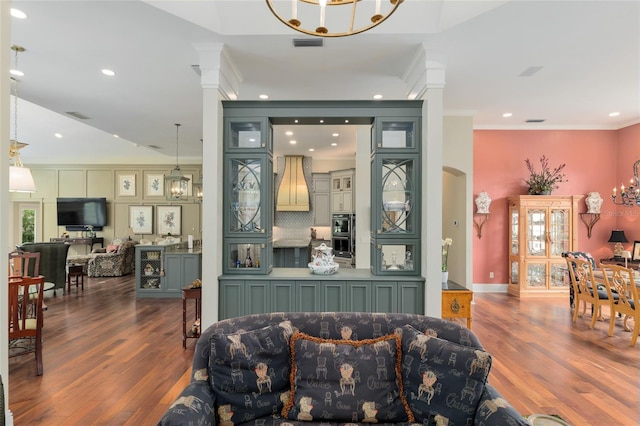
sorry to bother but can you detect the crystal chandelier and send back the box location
[266,0,403,37]
[9,45,36,193]
[165,123,190,201]
[611,160,640,207]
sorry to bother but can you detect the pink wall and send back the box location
[473,126,640,285]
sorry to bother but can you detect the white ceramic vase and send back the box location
[442,271,449,286]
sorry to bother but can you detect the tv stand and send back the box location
[50,237,104,251]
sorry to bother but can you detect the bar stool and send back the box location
[67,263,84,293]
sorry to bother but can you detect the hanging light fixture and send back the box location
[611,160,640,207]
[9,45,36,193]
[165,123,190,201]
[266,0,403,38]
[192,173,203,203]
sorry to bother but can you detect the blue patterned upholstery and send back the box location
[68,241,136,277]
[158,312,528,426]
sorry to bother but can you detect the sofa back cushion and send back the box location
[400,325,492,425]
[282,331,413,423]
[209,321,294,425]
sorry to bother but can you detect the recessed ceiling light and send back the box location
[308,148,315,152]
[331,143,337,146]
[289,140,297,145]
[10,8,27,19]
[249,138,256,142]
[319,120,324,123]
[294,119,299,123]
[113,134,119,138]
[373,94,383,100]
[285,131,293,136]
[101,69,116,76]
[332,133,339,137]
[9,69,24,77]
[609,112,620,117]
[259,94,269,99]
[344,119,349,123]
[502,112,513,118]
[54,133,63,138]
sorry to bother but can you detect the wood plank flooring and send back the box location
[8,276,639,425]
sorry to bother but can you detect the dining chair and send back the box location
[8,250,40,278]
[8,275,46,375]
[599,263,640,347]
[565,257,609,329]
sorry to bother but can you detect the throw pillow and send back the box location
[106,244,119,253]
[209,321,295,425]
[282,331,413,423]
[400,324,492,425]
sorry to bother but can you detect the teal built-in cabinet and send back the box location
[136,244,202,298]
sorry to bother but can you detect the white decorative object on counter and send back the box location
[308,243,339,275]
[585,192,603,213]
[475,191,492,214]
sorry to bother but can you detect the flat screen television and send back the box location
[56,197,107,231]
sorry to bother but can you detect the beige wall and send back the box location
[10,164,202,254]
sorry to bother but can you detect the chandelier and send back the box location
[266,0,403,37]
[165,123,190,201]
[611,160,640,207]
[9,45,36,193]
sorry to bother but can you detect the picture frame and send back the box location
[118,174,136,196]
[129,206,153,234]
[146,174,164,197]
[157,205,182,236]
[632,241,640,262]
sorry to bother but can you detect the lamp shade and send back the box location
[608,230,628,243]
[9,165,36,192]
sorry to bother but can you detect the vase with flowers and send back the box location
[524,155,567,195]
[442,238,452,286]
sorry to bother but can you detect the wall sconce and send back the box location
[473,191,491,238]
[608,230,628,258]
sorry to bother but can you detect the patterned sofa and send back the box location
[68,240,137,277]
[159,312,527,426]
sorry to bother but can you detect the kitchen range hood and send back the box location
[276,155,310,211]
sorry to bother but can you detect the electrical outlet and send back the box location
[489,272,494,278]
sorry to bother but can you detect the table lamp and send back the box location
[608,230,628,258]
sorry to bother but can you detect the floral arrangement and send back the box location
[524,155,567,195]
[442,238,452,272]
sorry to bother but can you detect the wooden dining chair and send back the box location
[8,250,40,278]
[599,263,640,347]
[565,257,609,329]
[8,275,46,375]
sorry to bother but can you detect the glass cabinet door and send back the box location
[549,208,570,256]
[228,158,263,233]
[376,157,418,236]
[373,118,419,151]
[526,208,547,256]
[225,119,271,151]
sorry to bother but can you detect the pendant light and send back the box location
[9,45,36,193]
[165,123,190,201]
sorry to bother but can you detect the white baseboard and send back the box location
[471,283,509,293]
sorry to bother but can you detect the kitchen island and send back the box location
[219,268,424,319]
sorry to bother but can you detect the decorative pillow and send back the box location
[106,244,119,253]
[282,331,413,423]
[209,321,295,425]
[400,324,492,425]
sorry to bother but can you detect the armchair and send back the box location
[84,240,137,277]
[19,242,70,294]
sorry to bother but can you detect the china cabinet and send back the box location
[135,243,201,298]
[507,195,582,297]
[331,169,354,213]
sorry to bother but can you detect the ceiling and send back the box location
[7,1,639,165]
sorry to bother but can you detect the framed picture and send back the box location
[129,206,153,234]
[632,241,640,261]
[118,174,136,196]
[146,174,164,197]
[157,205,181,236]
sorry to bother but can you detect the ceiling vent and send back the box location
[147,144,162,150]
[519,66,544,77]
[525,119,546,123]
[66,111,91,120]
[276,155,310,212]
[293,38,323,47]
[191,64,201,76]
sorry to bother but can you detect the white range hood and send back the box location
[276,155,310,211]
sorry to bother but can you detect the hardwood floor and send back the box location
[8,277,639,425]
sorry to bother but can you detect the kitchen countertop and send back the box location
[273,239,311,248]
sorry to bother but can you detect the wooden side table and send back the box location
[442,281,473,329]
[182,287,202,349]
[67,264,84,293]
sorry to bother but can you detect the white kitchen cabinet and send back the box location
[312,173,331,226]
[331,169,355,213]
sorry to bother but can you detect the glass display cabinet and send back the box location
[508,195,582,297]
[225,118,271,151]
[370,118,421,275]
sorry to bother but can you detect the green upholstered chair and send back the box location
[19,242,70,294]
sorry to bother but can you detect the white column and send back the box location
[194,43,240,328]
[1,2,12,422]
